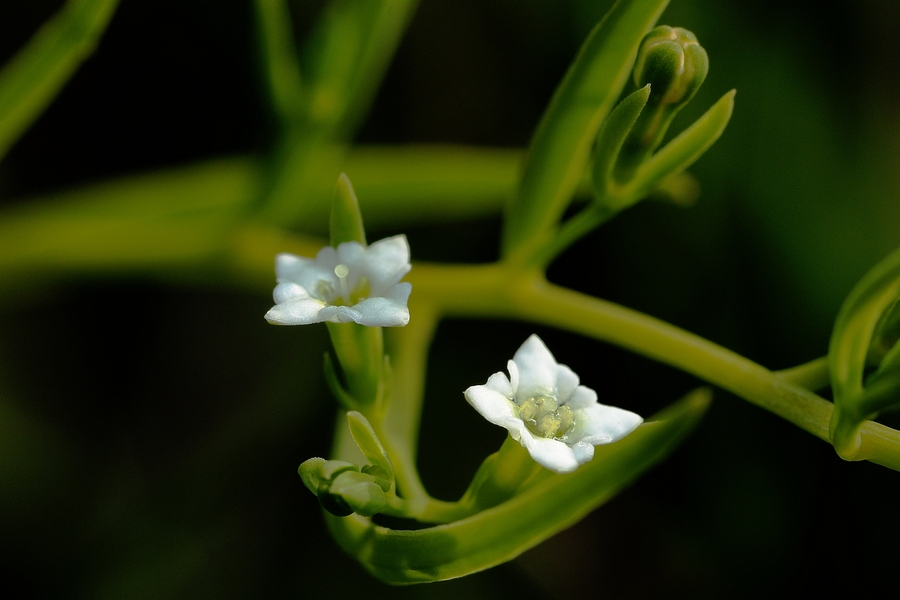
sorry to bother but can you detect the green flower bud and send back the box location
[614,26,709,183]
[328,470,389,517]
[297,457,390,517]
[361,464,392,493]
[633,26,708,107]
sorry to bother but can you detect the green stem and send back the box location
[524,203,614,270]
[775,356,830,390]
[406,263,900,470]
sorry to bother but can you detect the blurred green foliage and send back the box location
[3,0,900,597]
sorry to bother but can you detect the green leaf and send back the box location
[330,173,367,246]
[501,0,670,258]
[258,0,419,227]
[326,387,710,583]
[0,0,119,163]
[254,0,304,129]
[620,89,735,203]
[591,85,651,206]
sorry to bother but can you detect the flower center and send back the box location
[516,396,575,439]
[315,264,371,305]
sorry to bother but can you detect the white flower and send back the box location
[464,334,643,474]
[264,235,411,327]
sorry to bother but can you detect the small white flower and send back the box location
[464,334,643,474]
[264,235,411,327]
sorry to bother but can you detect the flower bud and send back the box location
[633,26,708,108]
[298,458,389,517]
[614,26,708,183]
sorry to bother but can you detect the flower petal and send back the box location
[565,385,598,409]
[349,293,410,326]
[507,360,519,395]
[484,371,513,398]
[555,364,580,405]
[274,251,337,301]
[512,335,559,400]
[570,441,595,465]
[517,431,581,473]
[265,297,327,325]
[572,403,643,445]
[351,235,411,294]
[465,384,521,430]
[318,305,361,323]
[272,282,308,304]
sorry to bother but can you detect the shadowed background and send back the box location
[2,1,900,597]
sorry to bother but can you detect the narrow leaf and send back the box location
[330,173,367,246]
[254,0,304,128]
[0,0,120,162]
[621,89,735,202]
[591,84,650,204]
[502,0,670,256]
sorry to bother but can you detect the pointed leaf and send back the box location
[622,89,735,202]
[502,0,670,257]
[592,85,650,205]
[330,173,367,246]
[0,0,120,163]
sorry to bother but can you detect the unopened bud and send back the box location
[633,26,708,107]
[614,26,708,183]
[298,457,389,517]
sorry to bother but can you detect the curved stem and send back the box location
[406,263,900,470]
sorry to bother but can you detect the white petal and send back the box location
[464,384,521,430]
[273,253,313,280]
[512,335,559,399]
[350,295,410,326]
[484,371,513,398]
[353,235,411,294]
[264,297,326,325]
[383,281,412,305]
[572,403,643,445]
[555,364,580,404]
[273,282,308,304]
[517,431,580,473]
[565,385,598,409]
[274,252,336,301]
[570,441,595,465]
[315,305,374,324]
[507,360,519,394]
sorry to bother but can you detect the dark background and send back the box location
[3,0,900,597]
